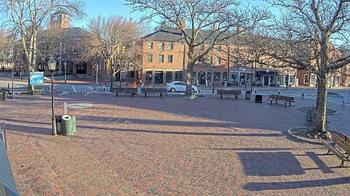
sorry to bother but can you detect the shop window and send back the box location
[222,72,228,81]
[214,72,221,81]
[155,71,164,84]
[207,72,212,81]
[166,71,173,83]
[175,71,183,81]
[145,71,152,82]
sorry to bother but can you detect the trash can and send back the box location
[255,95,263,103]
[61,115,77,136]
[55,115,63,135]
[245,91,251,100]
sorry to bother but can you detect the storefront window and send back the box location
[145,71,152,82]
[175,71,183,81]
[222,72,228,82]
[166,71,172,83]
[155,71,164,84]
[214,72,221,81]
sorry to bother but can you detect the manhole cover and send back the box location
[68,103,94,109]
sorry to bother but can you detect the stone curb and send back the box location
[287,127,324,145]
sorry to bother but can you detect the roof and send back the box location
[141,27,255,45]
[0,126,19,196]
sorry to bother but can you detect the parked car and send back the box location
[166,81,198,93]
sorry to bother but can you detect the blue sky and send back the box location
[72,0,139,27]
[72,0,274,28]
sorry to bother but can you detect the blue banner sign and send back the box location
[30,72,44,85]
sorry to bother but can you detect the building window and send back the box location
[147,42,153,49]
[192,72,197,81]
[222,72,228,82]
[207,72,212,81]
[214,72,221,81]
[175,71,183,81]
[159,42,165,50]
[155,71,164,84]
[304,74,309,84]
[159,55,164,63]
[166,71,173,83]
[216,57,221,64]
[145,71,152,82]
[168,55,173,63]
[167,42,174,51]
[147,54,153,63]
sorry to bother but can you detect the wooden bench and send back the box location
[217,89,241,99]
[269,95,295,107]
[115,88,138,97]
[324,131,350,167]
[141,87,167,97]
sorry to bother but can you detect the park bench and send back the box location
[217,89,241,99]
[0,123,19,195]
[115,88,138,97]
[323,131,350,167]
[269,95,295,107]
[141,87,167,97]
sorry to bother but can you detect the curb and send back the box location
[287,127,324,145]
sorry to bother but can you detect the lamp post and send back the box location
[64,61,67,84]
[48,57,57,136]
[212,65,216,93]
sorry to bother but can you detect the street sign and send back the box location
[30,72,44,85]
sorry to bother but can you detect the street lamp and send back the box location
[64,61,67,84]
[48,56,57,136]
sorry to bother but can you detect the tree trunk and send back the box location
[315,73,328,134]
[185,47,194,96]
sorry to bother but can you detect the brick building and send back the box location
[141,28,350,88]
[141,28,297,88]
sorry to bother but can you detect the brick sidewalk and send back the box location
[1,94,350,195]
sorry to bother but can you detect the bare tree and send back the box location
[263,0,350,136]
[0,0,85,93]
[83,15,142,90]
[126,0,269,96]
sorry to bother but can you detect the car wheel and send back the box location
[171,88,176,92]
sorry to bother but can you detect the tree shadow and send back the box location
[238,152,305,176]
[244,176,350,191]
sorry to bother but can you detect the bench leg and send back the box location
[220,94,223,99]
[235,95,238,99]
[116,92,119,97]
[270,99,273,105]
[285,102,287,107]
[160,93,163,97]
[145,93,147,97]
[132,92,134,97]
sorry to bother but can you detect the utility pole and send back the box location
[59,42,62,79]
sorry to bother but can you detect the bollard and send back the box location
[64,102,68,115]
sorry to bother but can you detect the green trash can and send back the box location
[61,115,77,136]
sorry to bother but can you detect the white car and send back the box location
[166,81,198,93]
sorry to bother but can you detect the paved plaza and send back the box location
[1,91,350,195]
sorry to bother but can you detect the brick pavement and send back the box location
[1,94,350,195]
